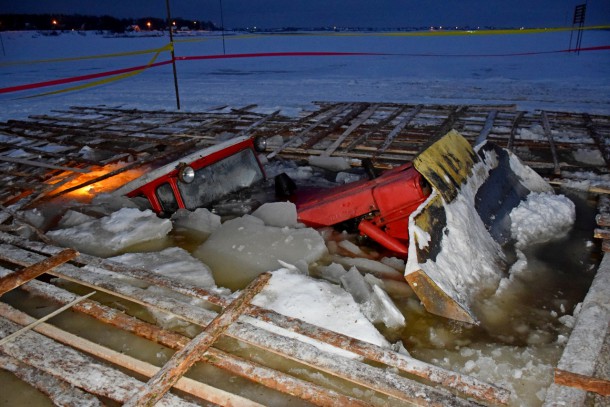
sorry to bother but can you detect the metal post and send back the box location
[219,0,226,54]
[165,0,181,110]
[0,32,5,57]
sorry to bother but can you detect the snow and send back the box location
[405,140,577,324]
[251,268,390,347]
[0,29,609,121]
[510,192,576,249]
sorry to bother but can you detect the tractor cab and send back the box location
[113,136,267,217]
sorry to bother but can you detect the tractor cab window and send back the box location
[156,182,179,214]
[178,148,264,210]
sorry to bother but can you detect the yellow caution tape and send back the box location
[24,45,170,98]
[0,43,173,67]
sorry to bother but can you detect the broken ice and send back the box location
[47,207,172,257]
[194,214,327,289]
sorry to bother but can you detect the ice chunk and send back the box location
[308,155,351,172]
[340,267,406,329]
[20,208,46,229]
[47,208,172,257]
[57,209,96,229]
[171,208,221,237]
[331,254,404,280]
[340,267,373,304]
[337,239,365,256]
[194,215,327,289]
[252,201,298,227]
[336,172,362,184]
[91,192,142,212]
[371,284,406,329]
[381,256,406,271]
[109,247,216,288]
[252,268,390,348]
[312,262,347,284]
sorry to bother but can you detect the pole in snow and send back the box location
[166,0,181,110]
[219,0,226,55]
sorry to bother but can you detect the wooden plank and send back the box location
[322,104,379,157]
[0,232,510,405]
[0,303,259,407]
[541,111,561,175]
[583,113,610,168]
[475,110,497,145]
[0,314,198,407]
[17,278,373,407]
[0,353,103,407]
[267,104,349,159]
[0,291,95,346]
[302,103,369,150]
[0,155,91,174]
[374,104,422,158]
[0,242,481,406]
[554,369,610,396]
[343,105,409,153]
[0,248,78,295]
[123,272,271,407]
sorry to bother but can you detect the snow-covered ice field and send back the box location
[0,28,609,119]
[0,28,609,406]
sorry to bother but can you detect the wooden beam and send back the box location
[267,104,348,159]
[555,369,610,396]
[0,248,78,295]
[0,233,510,405]
[0,302,261,407]
[0,353,103,407]
[541,111,561,175]
[374,104,422,158]
[0,313,198,406]
[0,155,90,173]
[322,104,379,157]
[0,242,483,406]
[475,110,497,145]
[506,111,524,152]
[18,278,373,407]
[123,272,271,407]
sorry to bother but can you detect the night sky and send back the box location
[2,0,609,29]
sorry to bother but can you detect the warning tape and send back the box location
[20,46,172,98]
[0,44,173,67]
[1,36,608,97]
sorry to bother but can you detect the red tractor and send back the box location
[292,162,431,256]
[114,135,431,257]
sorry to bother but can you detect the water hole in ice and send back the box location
[2,168,601,406]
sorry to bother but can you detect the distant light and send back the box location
[52,19,57,26]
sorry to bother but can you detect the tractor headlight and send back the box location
[254,136,267,152]
[178,164,195,184]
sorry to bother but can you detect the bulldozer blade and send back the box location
[405,130,552,324]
